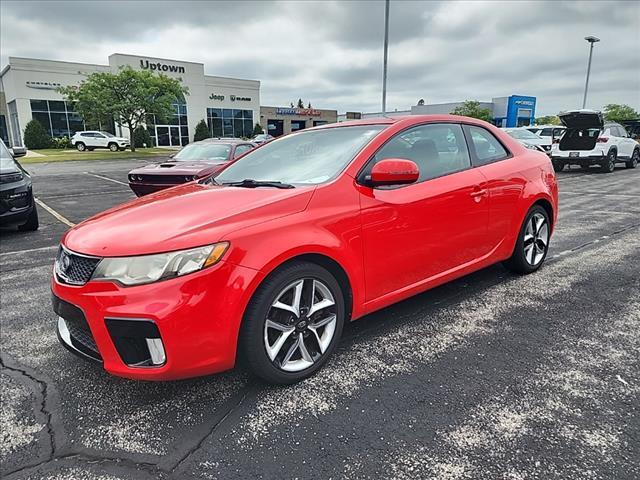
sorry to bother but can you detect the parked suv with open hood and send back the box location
[550,110,639,172]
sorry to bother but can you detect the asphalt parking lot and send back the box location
[1,158,639,480]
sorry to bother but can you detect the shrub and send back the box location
[133,126,153,148]
[193,119,211,142]
[23,119,52,149]
[51,136,72,149]
[252,123,264,135]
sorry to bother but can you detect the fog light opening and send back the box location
[146,338,166,365]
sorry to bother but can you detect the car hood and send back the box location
[63,182,315,257]
[130,161,227,176]
[518,137,549,146]
[559,110,604,129]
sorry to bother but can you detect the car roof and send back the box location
[320,114,495,130]
[191,138,253,145]
[530,125,565,129]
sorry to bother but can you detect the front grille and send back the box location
[52,295,102,361]
[139,175,189,184]
[55,246,102,286]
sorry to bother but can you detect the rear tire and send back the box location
[503,205,550,275]
[18,205,39,232]
[625,149,639,169]
[75,142,86,151]
[601,150,616,173]
[551,160,565,172]
[239,261,345,384]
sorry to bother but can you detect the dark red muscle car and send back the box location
[128,139,256,196]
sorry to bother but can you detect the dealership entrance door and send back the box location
[156,125,182,146]
[267,119,284,137]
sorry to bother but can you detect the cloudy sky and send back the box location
[1,0,638,115]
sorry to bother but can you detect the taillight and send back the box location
[597,137,609,143]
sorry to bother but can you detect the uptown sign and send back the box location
[139,59,186,74]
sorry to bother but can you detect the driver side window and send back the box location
[366,123,471,183]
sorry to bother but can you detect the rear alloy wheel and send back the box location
[240,262,345,384]
[626,149,639,169]
[552,160,565,172]
[601,150,616,173]
[75,142,86,151]
[108,143,119,152]
[503,205,550,274]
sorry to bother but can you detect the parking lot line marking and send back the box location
[34,197,75,227]
[560,191,639,199]
[0,245,58,257]
[84,172,129,187]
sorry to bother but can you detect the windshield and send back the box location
[506,129,541,140]
[0,141,19,173]
[216,125,385,185]
[175,143,232,162]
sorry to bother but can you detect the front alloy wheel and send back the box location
[240,261,345,384]
[109,143,119,152]
[265,279,337,372]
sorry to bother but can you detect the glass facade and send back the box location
[146,101,189,146]
[30,99,101,138]
[207,108,253,138]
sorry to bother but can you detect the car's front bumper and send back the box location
[51,259,264,380]
[129,182,177,197]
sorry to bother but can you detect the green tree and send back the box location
[59,66,187,151]
[451,101,493,122]
[193,119,211,141]
[297,98,304,108]
[133,126,153,148]
[451,100,493,122]
[252,123,264,135]
[307,102,312,109]
[603,104,639,123]
[23,119,52,149]
[535,115,560,125]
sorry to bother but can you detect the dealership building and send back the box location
[0,54,261,147]
[338,95,537,128]
[259,106,337,137]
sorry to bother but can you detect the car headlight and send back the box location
[91,242,229,286]
[524,143,537,150]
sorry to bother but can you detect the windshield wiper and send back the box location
[222,179,295,189]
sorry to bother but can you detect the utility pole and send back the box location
[382,0,390,114]
[582,36,600,109]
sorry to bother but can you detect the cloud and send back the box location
[1,0,638,115]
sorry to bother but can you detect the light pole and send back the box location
[382,0,390,114]
[582,35,600,109]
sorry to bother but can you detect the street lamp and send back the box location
[582,35,600,109]
[382,0,390,115]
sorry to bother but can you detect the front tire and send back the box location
[601,150,616,173]
[18,205,39,232]
[239,261,345,384]
[503,205,550,274]
[626,149,639,169]
[108,143,118,152]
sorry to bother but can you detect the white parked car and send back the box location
[551,110,640,173]
[502,127,552,156]
[251,133,274,145]
[71,131,130,152]
[526,125,566,141]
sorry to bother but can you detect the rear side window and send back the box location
[234,144,253,158]
[466,126,509,166]
[366,123,471,183]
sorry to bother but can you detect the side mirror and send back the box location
[9,147,27,158]
[368,158,419,187]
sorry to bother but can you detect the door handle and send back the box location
[470,187,487,202]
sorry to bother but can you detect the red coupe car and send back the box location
[52,115,558,384]
[128,138,256,196]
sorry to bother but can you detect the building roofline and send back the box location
[7,56,108,69]
[110,52,203,66]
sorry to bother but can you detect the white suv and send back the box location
[551,110,640,173]
[71,131,130,152]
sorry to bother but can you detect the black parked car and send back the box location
[0,140,38,231]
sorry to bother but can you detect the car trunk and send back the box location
[558,110,604,151]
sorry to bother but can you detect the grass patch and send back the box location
[20,148,174,164]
